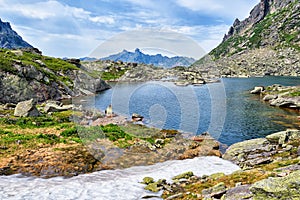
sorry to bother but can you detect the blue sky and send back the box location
[0,0,259,58]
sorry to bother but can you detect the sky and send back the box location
[0,0,259,58]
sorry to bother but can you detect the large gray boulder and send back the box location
[14,99,40,117]
[250,170,300,199]
[222,138,275,168]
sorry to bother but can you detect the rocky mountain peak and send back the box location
[223,0,295,42]
[134,48,142,53]
[102,49,195,68]
[0,18,33,49]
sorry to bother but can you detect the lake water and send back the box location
[94,76,300,146]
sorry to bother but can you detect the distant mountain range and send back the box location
[100,48,195,68]
[0,18,33,49]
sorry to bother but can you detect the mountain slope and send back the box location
[194,0,300,77]
[0,48,110,104]
[0,18,33,49]
[102,48,195,68]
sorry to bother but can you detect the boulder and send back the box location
[270,97,297,107]
[250,86,264,94]
[223,138,273,167]
[132,113,144,122]
[263,94,277,101]
[250,170,300,199]
[202,182,227,199]
[44,103,73,113]
[221,185,253,200]
[266,129,300,145]
[14,99,40,117]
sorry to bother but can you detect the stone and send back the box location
[269,97,299,108]
[250,86,264,94]
[44,103,73,113]
[142,177,154,185]
[221,185,253,200]
[144,179,167,193]
[250,170,300,199]
[266,130,287,144]
[172,171,194,180]
[223,138,270,162]
[263,94,277,101]
[132,113,144,122]
[14,99,40,117]
[202,182,226,199]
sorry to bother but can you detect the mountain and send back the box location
[194,0,300,77]
[101,48,195,68]
[79,57,97,62]
[0,18,33,49]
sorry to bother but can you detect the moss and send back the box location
[290,91,300,97]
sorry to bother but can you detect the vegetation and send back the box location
[101,69,127,80]
[209,1,300,60]
[0,48,80,87]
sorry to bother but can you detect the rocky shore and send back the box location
[250,84,300,110]
[143,129,300,199]
[0,99,221,178]
[82,60,219,86]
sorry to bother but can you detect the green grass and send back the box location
[101,69,127,80]
[0,131,64,148]
[0,110,75,129]
[101,124,133,141]
[290,91,300,97]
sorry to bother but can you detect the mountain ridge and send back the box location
[193,0,300,77]
[0,18,33,49]
[101,48,195,68]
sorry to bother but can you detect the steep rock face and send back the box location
[194,0,300,77]
[0,18,33,49]
[223,0,295,42]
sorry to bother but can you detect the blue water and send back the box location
[93,76,300,146]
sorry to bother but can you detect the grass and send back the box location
[101,69,127,80]
[0,48,81,88]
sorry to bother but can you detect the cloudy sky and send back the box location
[0,0,259,58]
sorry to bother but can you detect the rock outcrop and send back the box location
[223,129,300,169]
[222,0,295,42]
[194,0,300,77]
[0,48,111,104]
[250,170,300,199]
[251,84,300,110]
[0,18,33,49]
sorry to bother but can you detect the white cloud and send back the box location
[89,16,115,24]
[0,0,115,24]
[176,0,223,12]
[176,0,260,19]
